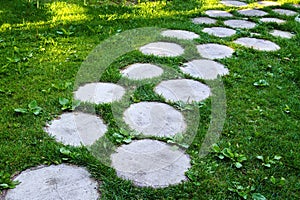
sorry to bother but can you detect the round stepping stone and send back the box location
[45,112,107,146]
[202,27,236,37]
[139,42,184,57]
[221,1,247,7]
[161,30,199,40]
[121,63,163,80]
[205,10,233,18]
[197,43,234,59]
[4,164,99,200]
[234,37,280,51]
[154,79,210,103]
[180,59,229,80]
[110,139,191,188]
[224,19,256,29]
[192,17,217,25]
[74,82,125,104]
[270,30,294,39]
[238,9,268,17]
[257,1,280,6]
[272,9,298,16]
[123,102,186,137]
[259,17,286,24]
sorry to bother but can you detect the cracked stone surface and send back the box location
[205,10,233,18]
[180,59,229,80]
[45,112,107,146]
[224,19,256,29]
[4,164,99,200]
[270,30,294,39]
[121,63,163,80]
[74,83,125,104]
[272,9,298,16]
[192,17,217,25]
[257,1,280,6]
[161,30,199,40]
[197,43,234,59]
[139,42,184,57]
[154,79,210,103]
[110,139,191,188]
[202,27,236,37]
[221,1,247,7]
[238,9,268,16]
[234,37,280,51]
[123,102,186,137]
[259,17,286,24]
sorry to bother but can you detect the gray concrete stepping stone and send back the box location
[205,10,233,18]
[272,9,298,16]
[192,17,217,25]
[123,102,186,137]
[139,42,184,57]
[110,139,191,188]
[45,112,107,146]
[4,164,99,200]
[74,82,125,104]
[121,63,163,80]
[221,1,247,7]
[238,9,268,17]
[180,59,229,80]
[202,27,236,37]
[234,37,280,51]
[257,1,280,6]
[293,4,300,8]
[224,19,256,29]
[154,79,210,103]
[270,30,294,39]
[197,43,234,59]
[259,17,286,24]
[161,30,199,40]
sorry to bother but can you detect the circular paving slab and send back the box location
[74,83,125,104]
[121,63,163,80]
[4,164,99,200]
[205,10,233,18]
[221,1,247,7]
[238,9,268,17]
[197,43,234,59]
[202,27,236,38]
[139,42,184,57]
[110,139,191,188]
[154,79,210,103]
[259,17,286,24]
[45,112,107,146]
[180,59,229,80]
[270,30,294,39]
[257,1,280,6]
[161,30,199,40]
[192,17,217,25]
[224,19,256,29]
[234,37,280,51]
[272,9,298,16]
[123,102,186,137]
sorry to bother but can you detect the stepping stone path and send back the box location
[224,19,256,29]
[123,102,186,137]
[45,112,107,146]
[110,139,191,188]
[161,30,199,40]
[205,10,233,18]
[139,42,184,57]
[202,27,236,37]
[180,59,229,80]
[272,9,298,16]
[238,9,268,17]
[74,82,125,104]
[220,1,247,7]
[121,63,163,80]
[259,17,286,24]
[4,164,99,200]
[270,30,294,39]
[234,37,280,51]
[197,43,234,59]
[192,17,217,25]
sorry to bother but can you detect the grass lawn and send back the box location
[0,0,300,199]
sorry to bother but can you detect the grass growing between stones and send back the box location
[0,0,300,199]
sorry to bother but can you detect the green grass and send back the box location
[1,0,300,199]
